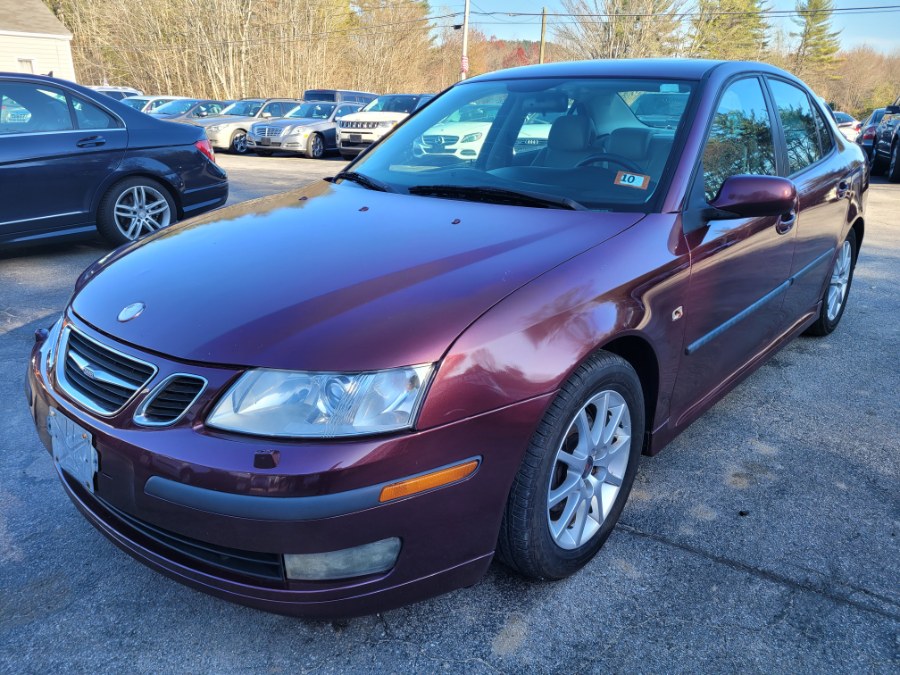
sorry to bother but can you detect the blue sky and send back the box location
[436,1,900,54]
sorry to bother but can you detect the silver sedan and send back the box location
[247,102,362,158]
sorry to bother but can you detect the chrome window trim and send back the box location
[55,326,158,417]
[133,373,208,427]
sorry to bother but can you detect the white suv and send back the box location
[337,94,431,159]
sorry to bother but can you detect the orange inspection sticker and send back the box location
[614,171,651,190]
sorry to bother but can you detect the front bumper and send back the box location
[246,134,307,155]
[27,316,551,617]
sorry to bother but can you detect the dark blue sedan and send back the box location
[0,73,228,247]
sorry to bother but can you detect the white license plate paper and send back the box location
[48,409,98,494]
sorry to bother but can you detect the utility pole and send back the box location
[539,7,547,64]
[460,0,471,81]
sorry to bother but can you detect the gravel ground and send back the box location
[0,157,897,673]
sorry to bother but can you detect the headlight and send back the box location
[206,124,222,132]
[377,121,397,128]
[461,132,483,143]
[207,365,433,438]
[286,126,308,136]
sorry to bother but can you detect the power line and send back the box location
[470,4,900,18]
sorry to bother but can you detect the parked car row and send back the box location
[866,94,900,181]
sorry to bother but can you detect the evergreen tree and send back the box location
[791,0,841,84]
[690,0,769,61]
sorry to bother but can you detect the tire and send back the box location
[888,142,900,183]
[229,129,248,154]
[804,229,857,337]
[255,150,274,157]
[306,133,325,159]
[96,177,177,246]
[870,148,887,175]
[496,351,645,580]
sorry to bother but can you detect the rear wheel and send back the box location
[96,177,176,246]
[307,133,325,159]
[804,229,857,336]
[870,147,887,175]
[497,351,644,580]
[888,142,900,182]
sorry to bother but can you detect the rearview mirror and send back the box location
[708,175,797,219]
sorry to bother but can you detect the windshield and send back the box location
[221,101,262,117]
[154,99,198,115]
[834,112,854,124]
[120,98,148,110]
[350,77,695,211]
[362,95,420,114]
[286,102,336,119]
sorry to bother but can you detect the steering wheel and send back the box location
[575,153,643,172]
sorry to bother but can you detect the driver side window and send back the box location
[702,78,777,201]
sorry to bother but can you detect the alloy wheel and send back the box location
[311,134,324,158]
[113,185,171,240]
[546,390,631,550]
[232,132,247,153]
[827,240,852,321]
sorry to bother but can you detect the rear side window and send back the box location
[702,78,777,201]
[768,79,822,174]
[0,83,73,135]
[73,97,118,129]
[812,104,835,155]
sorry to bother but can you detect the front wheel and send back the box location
[96,177,176,246]
[497,351,644,580]
[229,130,248,154]
[306,133,325,159]
[804,229,857,336]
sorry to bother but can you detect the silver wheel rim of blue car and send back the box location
[547,390,631,550]
[114,185,171,240]
[827,240,852,321]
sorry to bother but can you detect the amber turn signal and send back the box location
[379,459,480,503]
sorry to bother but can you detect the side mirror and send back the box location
[707,175,797,219]
[197,110,208,117]
[261,111,272,118]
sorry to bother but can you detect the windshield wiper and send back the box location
[407,184,586,211]
[330,171,396,193]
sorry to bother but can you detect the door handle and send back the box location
[776,210,796,235]
[76,135,106,148]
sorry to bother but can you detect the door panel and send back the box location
[671,76,796,424]
[0,82,127,238]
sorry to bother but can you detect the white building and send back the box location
[0,0,76,82]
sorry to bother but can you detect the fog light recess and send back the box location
[284,538,401,581]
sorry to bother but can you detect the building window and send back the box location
[18,59,35,74]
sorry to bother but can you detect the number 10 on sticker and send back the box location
[614,171,650,190]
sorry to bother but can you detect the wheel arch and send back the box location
[595,334,660,453]
[850,216,864,255]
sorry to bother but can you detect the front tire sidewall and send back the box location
[307,133,325,159]
[888,143,900,182]
[804,229,857,336]
[230,130,248,154]
[501,354,644,580]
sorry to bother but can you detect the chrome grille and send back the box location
[255,126,283,137]
[423,135,459,146]
[134,374,207,426]
[340,120,379,129]
[57,328,156,415]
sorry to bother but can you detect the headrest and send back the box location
[608,127,653,160]
[548,115,592,152]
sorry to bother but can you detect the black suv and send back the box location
[871,94,900,181]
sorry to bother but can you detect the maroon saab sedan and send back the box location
[27,59,866,618]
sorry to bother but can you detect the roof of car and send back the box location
[467,58,782,83]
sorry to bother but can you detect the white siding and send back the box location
[0,33,76,82]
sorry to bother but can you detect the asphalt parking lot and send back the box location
[1,156,897,673]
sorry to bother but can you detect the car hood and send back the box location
[72,182,643,372]
[423,121,491,137]
[190,115,254,127]
[253,117,319,129]
[341,111,409,123]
